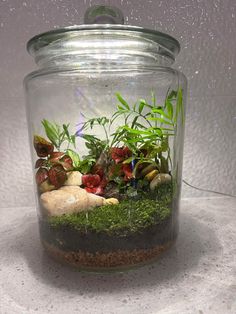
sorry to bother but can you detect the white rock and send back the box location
[39,180,56,193]
[64,171,82,186]
[40,186,105,217]
[150,173,172,191]
[103,198,119,205]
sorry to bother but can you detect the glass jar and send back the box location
[24,6,187,271]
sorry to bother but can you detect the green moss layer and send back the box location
[49,183,173,236]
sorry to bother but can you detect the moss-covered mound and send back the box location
[49,198,171,236]
[49,183,173,236]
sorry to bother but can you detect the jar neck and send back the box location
[31,31,175,70]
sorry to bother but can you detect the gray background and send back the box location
[0,0,235,208]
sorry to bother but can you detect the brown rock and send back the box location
[150,173,171,191]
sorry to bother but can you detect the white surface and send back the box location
[0,0,236,208]
[0,197,236,314]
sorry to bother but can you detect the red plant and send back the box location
[48,164,67,188]
[34,135,54,157]
[49,152,73,170]
[110,146,131,164]
[35,168,48,185]
[108,161,133,182]
[82,168,108,195]
[82,174,101,188]
[35,158,47,169]
[122,164,133,181]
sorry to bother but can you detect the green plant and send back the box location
[109,90,183,174]
[42,119,76,151]
[38,89,184,182]
[41,120,81,168]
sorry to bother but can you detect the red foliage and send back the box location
[82,174,101,188]
[92,164,104,178]
[122,163,133,181]
[49,152,73,171]
[82,170,108,195]
[35,159,47,169]
[35,168,48,185]
[85,186,104,195]
[110,146,131,164]
[34,135,54,157]
[48,164,67,188]
[49,152,64,160]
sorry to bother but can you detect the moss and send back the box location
[49,183,173,236]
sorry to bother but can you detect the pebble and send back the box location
[103,198,119,205]
[64,171,82,186]
[39,180,56,193]
[140,163,157,177]
[150,173,171,191]
[145,169,159,181]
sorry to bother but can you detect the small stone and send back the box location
[140,163,157,177]
[39,180,56,193]
[145,169,159,181]
[64,171,82,186]
[150,173,171,191]
[103,198,119,205]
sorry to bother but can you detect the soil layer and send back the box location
[39,213,178,254]
[42,239,175,270]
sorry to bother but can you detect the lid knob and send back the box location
[84,5,124,25]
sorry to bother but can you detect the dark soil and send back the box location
[39,211,178,254]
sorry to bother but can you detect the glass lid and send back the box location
[27,5,180,58]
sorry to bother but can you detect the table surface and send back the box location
[0,197,236,314]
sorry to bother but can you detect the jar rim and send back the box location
[27,24,180,57]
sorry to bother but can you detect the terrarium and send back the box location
[24,5,187,271]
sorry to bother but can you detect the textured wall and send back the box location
[0,0,235,208]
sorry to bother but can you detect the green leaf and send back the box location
[131,115,139,128]
[117,105,127,111]
[125,113,132,125]
[70,135,76,148]
[176,88,184,125]
[151,108,171,121]
[168,90,177,100]
[41,119,59,148]
[151,91,156,107]
[138,100,145,114]
[99,117,109,126]
[116,93,130,110]
[122,126,151,135]
[151,127,164,137]
[123,156,135,164]
[78,133,99,142]
[135,122,148,129]
[166,99,173,120]
[147,116,173,126]
[66,149,80,168]
[161,137,169,152]
[63,124,70,139]
[78,158,96,174]
[111,111,126,124]
[122,140,137,152]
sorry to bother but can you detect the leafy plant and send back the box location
[42,119,76,151]
[41,120,80,168]
[36,89,184,194]
[76,116,110,143]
